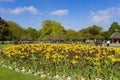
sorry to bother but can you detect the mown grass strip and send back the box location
[0,44,13,49]
[0,66,47,80]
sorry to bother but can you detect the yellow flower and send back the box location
[93,61,100,66]
[75,55,79,59]
[20,55,25,58]
[104,60,109,64]
[70,60,78,65]
[52,59,56,62]
[45,53,50,59]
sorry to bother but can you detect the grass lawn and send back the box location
[0,66,48,80]
[0,44,13,49]
[0,44,50,80]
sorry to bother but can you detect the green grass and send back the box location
[0,66,48,80]
[0,44,51,80]
[0,44,13,49]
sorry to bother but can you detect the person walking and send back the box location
[107,40,110,46]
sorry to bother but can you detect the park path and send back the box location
[110,43,120,47]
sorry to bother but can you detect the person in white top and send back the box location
[107,40,110,46]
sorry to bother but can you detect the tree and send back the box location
[88,25,103,36]
[0,17,11,40]
[43,35,52,41]
[108,22,120,34]
[20,34,32,41]
[78,25,104,40]
[65,29,78,41]
[7,21,40,41]
[88,25,104,39]
[39,20,52,39]
[7,21,25,40]
[39,20,65,42]
[26,27,39,40]
[78,27,92,40]
[101,31,111,39]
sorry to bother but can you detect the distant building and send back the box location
[109,29,120,43]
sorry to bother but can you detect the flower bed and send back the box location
[0,44,120,80]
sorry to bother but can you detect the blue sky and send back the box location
[0,0,120,31]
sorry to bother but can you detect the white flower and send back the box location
[41,74,46,78]
[28,70,32,74]
[34,73,38,76]
[54,75,60,79]
[67,76,71,80]
[25,71,30,75]
[36,71,40,75]
[95,78,102,80]
[81,76,85,80]
[48,76,52,79]
[2,64,7,68]
[15,68,20,72]
[21,68,26,73]
[8,66,13,69]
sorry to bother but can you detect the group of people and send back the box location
[95,40,110,46]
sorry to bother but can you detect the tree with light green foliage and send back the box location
[39,20,66,42]
[26,27,39,40]
[7,21,25,40]
[65,29,78,41]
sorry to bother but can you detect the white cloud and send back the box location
[0,0,14,2]
[90,11,111,24]
[10,6,38,14]
[50,9,69,16]
[0,6,38,15]
[90,6,120,24]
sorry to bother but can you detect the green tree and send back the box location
[20,34,32,41]
[65,29,78,41]
[101,31,111,39]
[26,27,39,40]
[78,28,91,40]
[42,35,53,41]
[0,17,11,40]
[7,21,25,40]
[88,25,103,36]
[108,22,120,34]
[39,20,52,39]
[39,20,65,42]
[78,25,104,40]
[88,25,104,39]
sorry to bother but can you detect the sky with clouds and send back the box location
[0,0,120,31]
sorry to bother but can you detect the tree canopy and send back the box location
[78,25,104,40]
[1,17,120,42]
[26,27,39,40]
[39,20,65,42]
[7,21,25,40]
[0,18,11,40]
[108,22,120,34]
